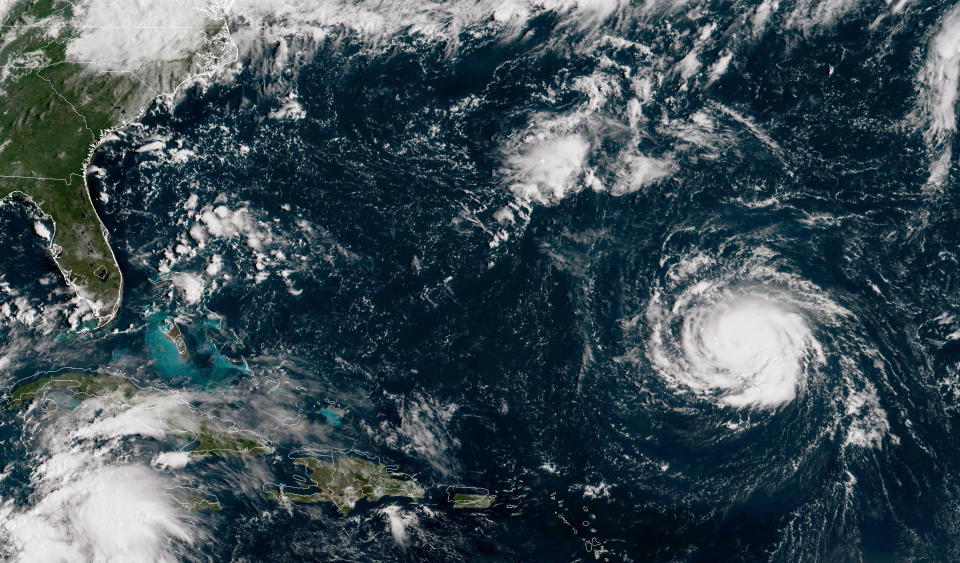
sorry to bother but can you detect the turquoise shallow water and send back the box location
[4,0,960,560]
[318,407,344,426]
[144,311,249,386]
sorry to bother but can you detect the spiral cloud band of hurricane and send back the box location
[0,0,958,559]
[642,249,842,410]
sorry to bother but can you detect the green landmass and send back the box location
[271,456,425,514]
[268,489,327,504]
[184,422,272,457]
[5,371,136,408]
[5,371,271,458]
[170,491,222,512]
[452,493,495,509]
[0,0,235,328]
[160,317,190,361]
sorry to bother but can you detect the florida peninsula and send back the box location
[0,0,236,327]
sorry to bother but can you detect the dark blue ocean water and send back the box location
[5,1,960,561]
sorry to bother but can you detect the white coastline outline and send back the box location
[0,0,240,331]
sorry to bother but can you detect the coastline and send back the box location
[0,0,240,331]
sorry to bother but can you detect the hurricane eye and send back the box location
[647,271,834,410]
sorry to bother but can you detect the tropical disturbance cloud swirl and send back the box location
[0,0,959,560]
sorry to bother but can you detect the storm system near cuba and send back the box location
[0,0,959,561]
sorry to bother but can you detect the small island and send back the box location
[168,490,222,512]
[187,421,272,458]
[452,493,496,510]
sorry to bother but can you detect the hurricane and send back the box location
[2,0,960,560]
[652,289,819,409]
[644,242,849,410]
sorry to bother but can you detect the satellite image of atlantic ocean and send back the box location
[1,0,960,561]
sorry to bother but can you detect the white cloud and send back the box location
[153,451,192,470]
[31,222,51,241]
[921,4,960,140]
[381,505,418,547]
[0,460,195,562]
[135,140,166,154]
[72,395,183,442]
[204,255,222,276]
[752,0,779,33]
[707,52,733,86]
[785,0,859,32]
[382,395,459,476]
[506,134,590,205]
[65,0,217,70]
[607,153,673,195]
[198,205,265,249]
[0,394,200,562]
[843,383,890,450]
[267,92,307,120]
[916,4,960,187]
[171,272,205,304]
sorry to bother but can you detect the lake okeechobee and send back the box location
[2,1,960,561]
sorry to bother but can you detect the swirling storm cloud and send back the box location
[1,0,960,561]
